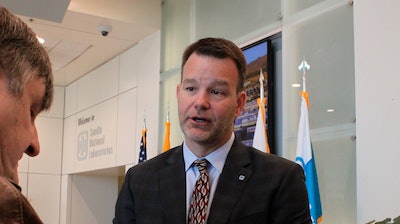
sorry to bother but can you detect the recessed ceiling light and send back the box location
[327,108,335,112]
[36,36,45,44]
[292,83,301,88]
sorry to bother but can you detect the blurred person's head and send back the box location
[0,6,54,183]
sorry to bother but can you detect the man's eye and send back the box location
[211,89,224,96]
[185,87,195,91]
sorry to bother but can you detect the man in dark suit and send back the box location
[113,37,311,224]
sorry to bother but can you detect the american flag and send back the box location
[138,128,147,163]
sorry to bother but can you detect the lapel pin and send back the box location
[238,175,245,181]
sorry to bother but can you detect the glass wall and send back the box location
[282,4,355,222]
[194,0,281,42]
[161,0,191,73]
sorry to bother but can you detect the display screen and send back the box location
[234,38,274,153]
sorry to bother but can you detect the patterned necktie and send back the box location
[188,159,210,224]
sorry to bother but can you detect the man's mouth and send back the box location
[193,117,206,122]
[191,116,210,123]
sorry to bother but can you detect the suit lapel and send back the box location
[159,146,187,224]
[207,139,253,223]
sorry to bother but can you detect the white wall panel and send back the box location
[56,31,160,223]
[119,45,139,93]
[70,174,118,224]
[40,86,65,118]
[18,155,29,173]
[74,97,118,172]
[116,88,137,166]
[77,57,119,112]
[59,175,72,224]
[30,117,63,174]
[17,172,28,196]
[354,0,400,222]
[28,174,61,224]
[62,115,76,174]
[65,82,77,117]
[136,31,160,159]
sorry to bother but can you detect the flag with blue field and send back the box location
[296,91,322,224]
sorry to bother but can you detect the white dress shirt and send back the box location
[183,133,234,223]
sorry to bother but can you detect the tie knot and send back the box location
[193,159,208,173]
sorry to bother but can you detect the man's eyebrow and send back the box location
[182,78,198,84]
[182,78,230,87]
[213,79,229,87]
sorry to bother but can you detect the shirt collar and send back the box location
[183,133,234,173]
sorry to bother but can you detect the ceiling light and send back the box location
[291,83,301,88]
[36,36,45,44]
[327,108,335,112]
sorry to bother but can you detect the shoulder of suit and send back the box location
[128,146,183,172]
[243,146,299,167]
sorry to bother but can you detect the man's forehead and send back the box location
[27,76,47,111]
[182,77,230,86]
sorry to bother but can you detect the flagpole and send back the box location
[162,104,171,152]
[138,110,147,163]
[143,109,147,130]
[252,68,270,153]
[166,104,170,123]
[259,68,264,100]
[302,66,306,92]
[296,57,322,224]
[143,109,147,150]
[298,56,310,92]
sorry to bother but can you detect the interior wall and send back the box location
[159,70,184,150]
[19,31,161,224]
[63,31,160,174]
[69,174,118,224]
[354,0,400,222]
[282,3,356,223]
[61,31,160,223]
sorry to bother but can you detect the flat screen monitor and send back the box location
[234,38,275,153]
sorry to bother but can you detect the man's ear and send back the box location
[176,83,181,97]
[235,91,246,118]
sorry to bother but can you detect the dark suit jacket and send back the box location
[113,138,311,224]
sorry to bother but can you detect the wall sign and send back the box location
[74,98,118,172]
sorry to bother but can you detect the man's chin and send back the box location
[187,136,207,143]
[184,129,210,141]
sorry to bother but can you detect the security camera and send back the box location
[98,25,112,37]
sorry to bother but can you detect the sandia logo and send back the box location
[77,131,88,161]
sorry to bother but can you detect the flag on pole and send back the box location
[296,91,322,224]
[162,110,171,152]
[252,68,270,153]
[138,128,147,163]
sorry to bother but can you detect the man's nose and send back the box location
[25,125,40,157]
[194,90,210,111]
